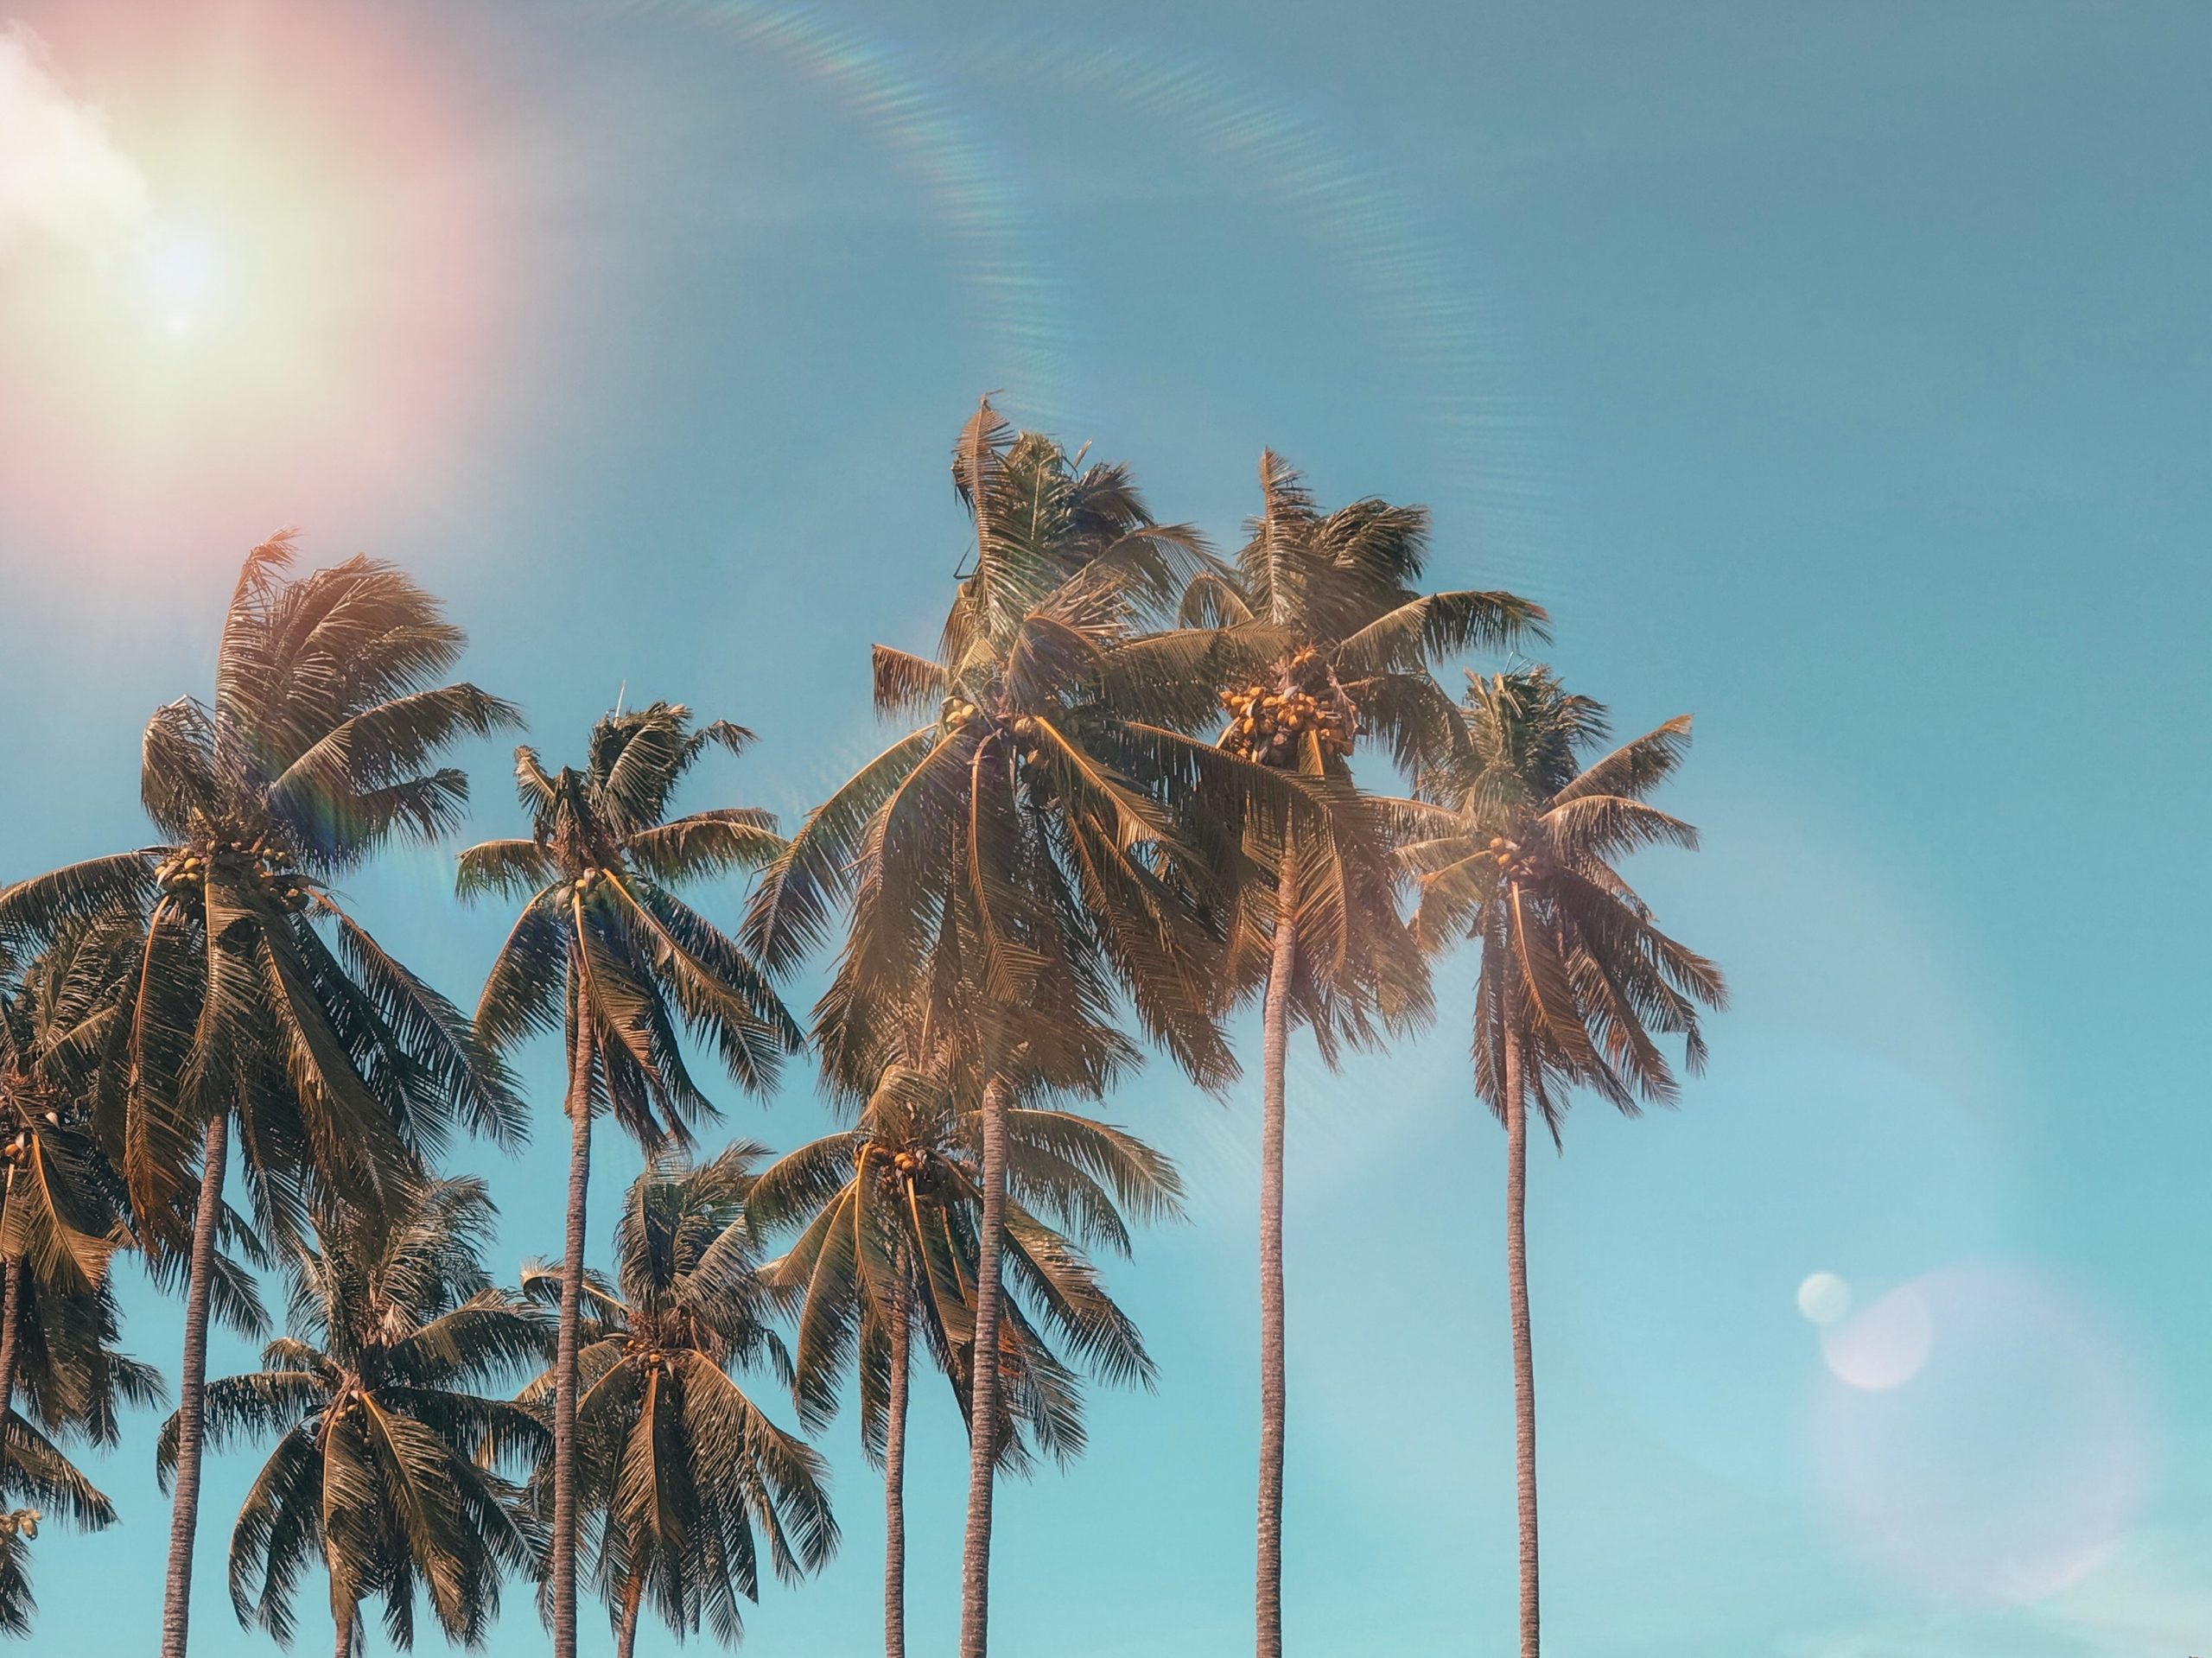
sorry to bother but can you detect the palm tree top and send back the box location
[4,533,522,930]
[459,700,803,1144]
[0,537,530,1240]
[747,403,1363,1102]
[524,704,757,865]
[0,920,137,1296]
[1185,451,1547,659]
[520,1148,837,1648]
[1398,666,1728,1135]
[161,1178,549,1650]
[751,1062,1178,1463]
[520,1144,791,1384]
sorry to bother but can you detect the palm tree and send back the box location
[0,918,138,1421]
[0,536,524,1658]
[746,401,1315,1656]
[1394,667,1726,1658]
[160,1177,549,1655]
[458,701,804,1658]
[519,1147,836,1657]
[0,1352,128,1644]
[0,1508,33,1638]
[1179,454,1543,1658]
[0,919,161,1636]
[748,1059,1181,1657]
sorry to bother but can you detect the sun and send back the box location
[142,229,223,337]
[0,2,505,548]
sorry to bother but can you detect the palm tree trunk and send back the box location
[551,989,594,1658]
[0,1254,25,1424]
[615,1572,643,1658]
[884,1285,911,1658]
[1503,1030,1540,1658]
[333,1597,356,1658]
[957,1070,1013,1658]
[1255,857,1298,1658]
[161,1113,229,1658]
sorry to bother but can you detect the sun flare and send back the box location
[0,7,501,546]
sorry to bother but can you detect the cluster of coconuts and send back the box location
[626,1335,677,1374]
[2,1128,32,1167]
[156,835,308,911]
[1485,832,1535,883]
[892,1149,926,1175]
[1,1509,37,1541]
[1217,650,1357,767]
[944,697,1052,766]
[570,867,613,896]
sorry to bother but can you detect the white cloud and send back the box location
[0,22,148,256]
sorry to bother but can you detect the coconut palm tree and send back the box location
[518,1146,836,1657]
[0,919,164,1638]
[1392,667,1726,1658]
[160,1177,548,1655]
[748,1058,1180,1657]
[0,536,525,1658]
[458,702,804,1658]
[0,1236,145,1638]
[0,918,138,1420]
[746,401,1324,1656]
[1176,454,1545,1658]
[0,1509,32,1638]
[0,1394,127,1640]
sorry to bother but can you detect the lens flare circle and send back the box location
[1796,1271,1853,1326]
[1819,1282,1932,1390]
[1810,1262,2153,1604]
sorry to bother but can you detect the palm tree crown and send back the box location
[747,401,1295,1095]
[1402,668,1727,1132]
[1186,452,1549,1044]
[0,535,527,1236]
[522,1147,837,1656]
[751,1059,1179,1468]
[162,1178,549,1653]
[0,924,152,1639]
[461,702,803,1144]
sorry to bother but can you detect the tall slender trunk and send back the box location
[332,1596,356,1658]
[161,1113,229,1658]
[1503,1030,1540,1658]
[0,1253,25,1424]
[957,1071,1013,1658]
[615,1572,642,1658]
[1255,858,1298,1658]
[551,981,594,1658]
[884,1283,911,1658]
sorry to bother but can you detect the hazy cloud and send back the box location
[0,22,148,256]
[1783,1528,2212,1658]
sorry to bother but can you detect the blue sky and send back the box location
[3,2,2210,1652]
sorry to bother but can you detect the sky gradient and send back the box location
[3,3,2210,1653]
